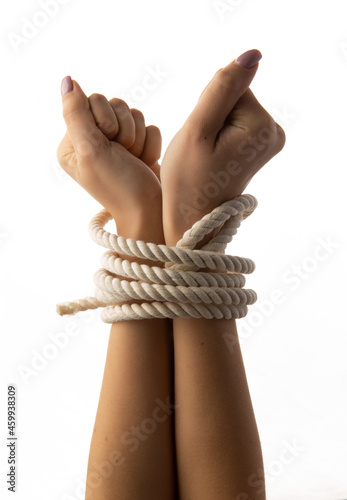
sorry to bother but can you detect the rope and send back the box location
[56,194,258,323]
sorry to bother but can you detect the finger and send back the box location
[61,76,107,158]
[221,88,286,153]
[88,93,119,139]
[185,49,262,138]
[109,98,136,149]
[139,125,162,167]
[226,88,286,146]
[128,109,147,157]
[225,88,272,130]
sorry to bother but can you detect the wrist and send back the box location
[111,208,165,267]
[114,211,165,245]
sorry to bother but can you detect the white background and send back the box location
[1,0,347,498]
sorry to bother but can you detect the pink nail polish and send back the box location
[61,76,73,97]
[235,49,262,69]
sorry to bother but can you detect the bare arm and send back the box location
[161,49,286,499]
[85,221,176,500]
[58,78,177,500]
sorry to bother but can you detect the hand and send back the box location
[57,77,163,243]
[160,50,286,246]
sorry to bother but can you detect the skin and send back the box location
[159,54,286,499]
[161,55,286,246]
[57,86,163,241]
[57,51,286,499]
[57,90,176,499]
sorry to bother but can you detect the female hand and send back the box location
[160,50,286,246]
[57,77,163,242]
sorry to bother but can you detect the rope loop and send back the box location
[56,194,257,322]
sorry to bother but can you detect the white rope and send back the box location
[56,194,258,323]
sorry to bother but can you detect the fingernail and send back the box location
[61,76,73,97]
[235,49,262,69]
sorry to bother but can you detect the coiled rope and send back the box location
[56,194,257,323]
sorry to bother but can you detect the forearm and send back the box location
[172,316,265,499]
[165,226,265,499]
[85,218,176,500]
[85,319,174,499]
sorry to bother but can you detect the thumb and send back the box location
[60,76,106,158]
[185,49,262,138]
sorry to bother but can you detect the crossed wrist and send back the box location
[113,211,165,247]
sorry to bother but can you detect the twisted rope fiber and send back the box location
[56,194,258,322]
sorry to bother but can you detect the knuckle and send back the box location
[147,124,161,138]
[110,98,129,112]
[243,117,286,157]
[112,103,130,121]
[89,93,107,103]
[130,108,145,123]
[98,118,117,134]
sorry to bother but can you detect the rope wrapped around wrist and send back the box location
[56,194,258,323]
